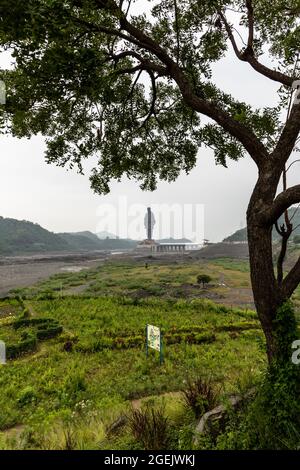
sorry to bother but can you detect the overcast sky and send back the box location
[0,3,298,242]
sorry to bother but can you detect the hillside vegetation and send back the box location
[0,217,137,255]
[0,217,195,256]
[0,217,70,255]
[223,208,300,242]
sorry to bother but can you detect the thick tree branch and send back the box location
[112,64,141,75]
[174,0,180,64]
[73,2,268,165]
[271,103,300,166]
[218,10,242,59]
[119,12,268,165]
[246,0,254,49]
[282,256,300,299]
[170,67,268,165]
[72,16,149,51]
[265,185,300,225]
[218,8,295,87]
[108,51,168,76]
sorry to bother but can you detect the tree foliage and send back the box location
[197,274,212,287]
[0,0,298,193]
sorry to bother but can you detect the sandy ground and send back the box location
[0,252,110,297]
[0,250,173,296]
[0,245,254,308]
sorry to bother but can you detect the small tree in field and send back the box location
[197,274,212,288]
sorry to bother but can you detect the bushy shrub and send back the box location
[58,332,78,344]
[13,317,58,329]
[63,371,87,404]
[37,291,55,300]
[182,377,220,418]
[36,325,63,340]
[214,302,300,449]
[17,386,38,407]
[196,274,212,287]
[6,334,37,359]
[7,316,63,359]
[21,308,31,319]
[127,404,171,450]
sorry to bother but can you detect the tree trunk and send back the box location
[247,170,290,364]
[247,217,281,363]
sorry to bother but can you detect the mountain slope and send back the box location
[59,232,138,250]
[58,232,105,251]
[223,208,300,242]
[0,216,199,255]
[0,217,70,255]
[0,217,138,255]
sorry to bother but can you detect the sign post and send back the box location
[145,325,149,358]
[146,324,163,364]
[0,340,6,365]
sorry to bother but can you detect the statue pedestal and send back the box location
[136,239,157,250]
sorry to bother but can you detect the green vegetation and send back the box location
[0,257,267,450]
[182,377,220,418]
[1,0,300,450]
[0,216,69,255]
[1,257,300,449]
[196,274,212,287]
[10,257,252,303]
[0,217,137,255]
[212,259,250,273]
[223,209,300,243]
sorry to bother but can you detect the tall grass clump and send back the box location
[127,404,171,450]
[182,377,220,418]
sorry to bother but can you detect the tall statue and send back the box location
[144,207,155,240]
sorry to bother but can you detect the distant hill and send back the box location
[59,232,107,251]
[223,208,300,243]
[59,231,137,250]
[0,217,138,255]
[223,228,247,243]
[157,237,193,243]
[198,242,249,259]
[97,231,117,239]
[59,231,138,250]
[0,217,71,255]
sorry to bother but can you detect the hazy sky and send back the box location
[0,3,298,242]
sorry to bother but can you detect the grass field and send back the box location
[10,256,253,305]
[0,255,273,449]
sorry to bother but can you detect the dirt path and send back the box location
[131,390,182,409]
[1,424,26,441]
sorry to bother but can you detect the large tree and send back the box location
[0,0,299,365]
